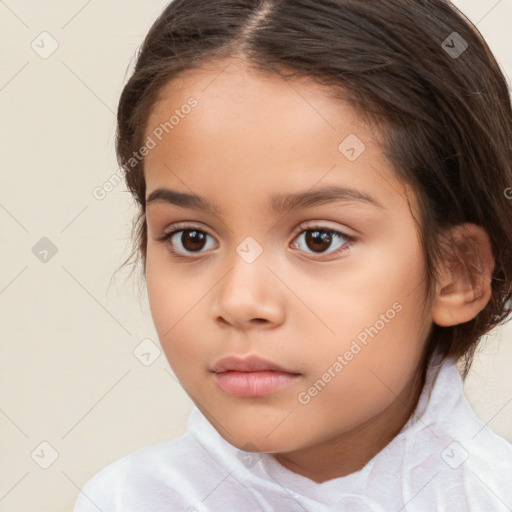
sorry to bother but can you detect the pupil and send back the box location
[182,230,206,251]
[306,230,332,253]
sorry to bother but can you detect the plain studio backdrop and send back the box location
[0,1,511,511]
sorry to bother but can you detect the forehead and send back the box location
[147,58,350,124]
[144,57,366,154]
[142,58,413,214]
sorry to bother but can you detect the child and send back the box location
[74,0,512,510]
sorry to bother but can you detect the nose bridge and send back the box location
[213,234,282,326]
[222,235,268,301]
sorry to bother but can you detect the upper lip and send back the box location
[210,355,300,374]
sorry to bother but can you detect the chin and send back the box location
[228,434,296,454]
[215,418,305,453]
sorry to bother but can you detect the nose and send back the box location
[212,246,285,330]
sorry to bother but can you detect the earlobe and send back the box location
[431,223,495,327]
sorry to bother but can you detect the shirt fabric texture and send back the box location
[74,353,512,511]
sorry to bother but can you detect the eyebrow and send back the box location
[145,184,384,214]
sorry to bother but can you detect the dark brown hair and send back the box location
[115,0,512,377]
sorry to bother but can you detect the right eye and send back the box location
[156,224,217,257]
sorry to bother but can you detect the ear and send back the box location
[431,223,495,327]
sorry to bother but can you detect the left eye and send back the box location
[291,227,353,256]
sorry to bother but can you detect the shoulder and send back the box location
[73,432,210,512]
[400,356,512,509]
[461,424,512,486]
[431,396,512,508]
[73,408,266,511]
[426,430,512,510]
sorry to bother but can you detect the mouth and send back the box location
[212,370,301,397]
[210,354,301,397]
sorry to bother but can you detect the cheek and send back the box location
[145,244,195,327]
[146,246,173,330]
[296,300,428,437]
[145,249,216,375]
[318,234,425,338]
[303,237,429,389]
[146,250,185,355]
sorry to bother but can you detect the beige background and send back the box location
[0,1,511,511]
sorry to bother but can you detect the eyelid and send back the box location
[156,221,216,245]
[158,220,354,242]
[291,220,355,239]
[160,221,210,237]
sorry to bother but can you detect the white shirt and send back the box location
[74,353,512,511]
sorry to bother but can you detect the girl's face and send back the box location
[143,59,433,467]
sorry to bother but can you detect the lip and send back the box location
[213,371,300,397]
[210,354,298,374]
[210,355,301,397]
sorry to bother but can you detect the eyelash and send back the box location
[155,222,355,260]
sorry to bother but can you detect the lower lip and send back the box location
[213,371,300,397]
